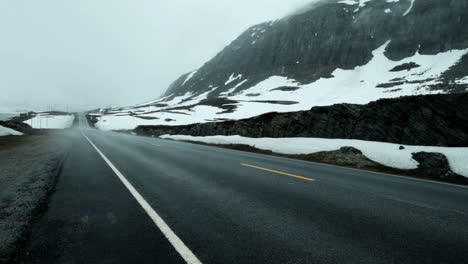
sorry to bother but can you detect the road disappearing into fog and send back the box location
[23,114,468,264]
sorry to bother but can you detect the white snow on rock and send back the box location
[339,0,359,5]
[160,135,468,178]
[90,41,468,130]
[225,73,243,85]
[230,76,300,100]
[340,0,402,10]
[455,76,468,85]
[359,0,373,7]
[220,79,249,96]
[23,114,75,129]
[403,0,416,16]
[182,70,198,86]
[0,125,23,136]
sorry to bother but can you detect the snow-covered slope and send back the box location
[0,125,23,136]
[90,0,468,131]
[23,113,75,129]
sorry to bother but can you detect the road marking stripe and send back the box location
[80,130,202,264]
[241,163,316,182]
[151,143,161,147]
[165,139,468,190]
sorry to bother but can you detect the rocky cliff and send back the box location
[135,92,468,147]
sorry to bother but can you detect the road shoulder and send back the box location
[0,133,72,263]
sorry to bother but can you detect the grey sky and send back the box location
[0,0,309,111]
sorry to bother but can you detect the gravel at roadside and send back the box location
[0,133,72,262]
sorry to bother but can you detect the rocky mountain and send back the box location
[168,0,468,97]
[90,0,468,131]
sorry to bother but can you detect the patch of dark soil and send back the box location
[0,136,38,151]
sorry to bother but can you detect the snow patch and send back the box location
[455,76,468,85]
[339,0,358,5]
[0,125,23,136]
[230,76,300,100]
[225,73,243,85]
[182,70,197,86]
[23,114,75,129]
[220,79,249,96]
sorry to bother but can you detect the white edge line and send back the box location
[155,138,468,190]
[80,128,202,264]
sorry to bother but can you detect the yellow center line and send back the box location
[151,143,161,147]
[240,163,316,182]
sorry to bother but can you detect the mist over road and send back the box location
[22,114,468,263]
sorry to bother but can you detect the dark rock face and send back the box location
[306,147,380,169]
[412,152,459,181]
[135,93,468,147]
[389,62,420,72]
[162,0,468,100]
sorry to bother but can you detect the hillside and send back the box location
[89,0,468,131]
[134,93,468,147]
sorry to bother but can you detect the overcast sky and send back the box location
[0,0,310,111]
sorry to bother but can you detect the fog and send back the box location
[0,0,311,112]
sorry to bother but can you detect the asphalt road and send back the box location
[21,114,468,263]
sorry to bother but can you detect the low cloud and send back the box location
[0,0,313,111]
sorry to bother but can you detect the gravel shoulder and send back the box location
[0,132,72,262]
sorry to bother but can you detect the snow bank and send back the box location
[0,125,23,136]
[160,135,468,178]
[23,114,75,129]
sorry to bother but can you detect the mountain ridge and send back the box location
[89,0,468,131]
[164,0,468,99]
